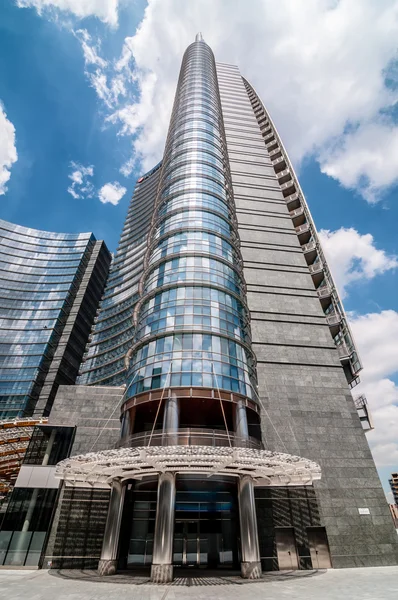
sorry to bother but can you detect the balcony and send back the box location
[269,147,282,159]
[295,222,311,244]
[317,285,331,299]
[261,125,272,137]
[284,191,301,210]
[317,285,332,309]
[336,341,351,361]
[263,132,276,144]
[326,311,342,335]
[349,376,361,389]
[277,168,292,186]
[308,261,324,286]
[354,395,374,431]
[280,180,296,197]
[301,240,317,263]
[118,428,263,450]
[272,155,286,173]
[289,206,305,226]
[266,139,279,153]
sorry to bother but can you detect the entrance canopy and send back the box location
[55,446,321,487]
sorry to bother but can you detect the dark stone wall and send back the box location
[49,486,110,569]
[48,384,124,455]
[216,62,398,568]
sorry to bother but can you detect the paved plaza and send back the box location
[1,567,398,600]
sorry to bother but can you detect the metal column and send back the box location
[238,475,262,579]
[151,472,176,583]
[98,479,125,575]
[234,400,249,443]
[162,393,179,445]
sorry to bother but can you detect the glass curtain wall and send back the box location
[0,219,94,417]
[78,164,161,386]
[125,39,257,405]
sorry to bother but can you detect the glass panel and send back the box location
[0,531,12,565]
[24,531,46,566]
[4,531,33,566]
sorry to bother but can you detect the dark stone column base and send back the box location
[151,563,173,583]
[241,561,262,579]
[98,559,117,576]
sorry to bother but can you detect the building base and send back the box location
[151,563,173,583]
[98,559,117,576]
[241,561,262,579]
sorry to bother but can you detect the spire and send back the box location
[195,32,203,42]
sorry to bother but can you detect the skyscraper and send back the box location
[0,219,110,532]
[0,219,111,418]
[15,34,397,579]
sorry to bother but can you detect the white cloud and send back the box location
[349,311,398,471]
[74,29,126,108]
[103,0,398,188]
[75,29,108,69]
[319,227,398,298]
[18,0,398,193]
[67,161,94,199]
[98,181,126,205]
[320,120,398,203]
[0,102,18,195]
[16,0,119,27]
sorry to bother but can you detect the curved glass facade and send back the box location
[125,40,256,403]
[0,219,109,418]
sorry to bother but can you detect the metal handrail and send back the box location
[326,313,342,326]
[117,428,263,449]
[308,262,323,274]
[302,241,316,252]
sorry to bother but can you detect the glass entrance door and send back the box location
[174,521,202,567]
[173,476,239,570]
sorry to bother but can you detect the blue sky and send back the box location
[0,0,398,499]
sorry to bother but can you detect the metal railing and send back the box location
[326,312,342,326]
[308,262,323,275]
[302,240,316,253]
[317,285,331,299]
[118,428,263,449]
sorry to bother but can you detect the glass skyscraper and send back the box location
[0,218,111,418]
[10,35,397,579]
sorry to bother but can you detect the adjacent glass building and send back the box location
[0,219,111,543]
[18,35,398,579]
[0,219,111,418]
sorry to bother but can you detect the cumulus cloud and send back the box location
[16,0,119,27]
[349,311,398,470]
[17,0,398,194]
[67,161,94,199]
[98,181,126,205]
[105,0,398,188]
[0,102,18,195]
[74,29,126,108]
[319,227,398,298]
[320,120,398,203]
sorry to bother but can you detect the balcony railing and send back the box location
[277,169,292,185]
[295,223,310,235]
[354,395,374,431]
[302,240,316,253]
[326,312,342,326]
[290,207,304,219]
[272,156,286,173]
[336,342,351,359]
[117,428,263,450]
[269,147,281,158]
[317,285,332,299]
[308,262,323,275]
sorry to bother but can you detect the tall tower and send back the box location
[36,35,398,579]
